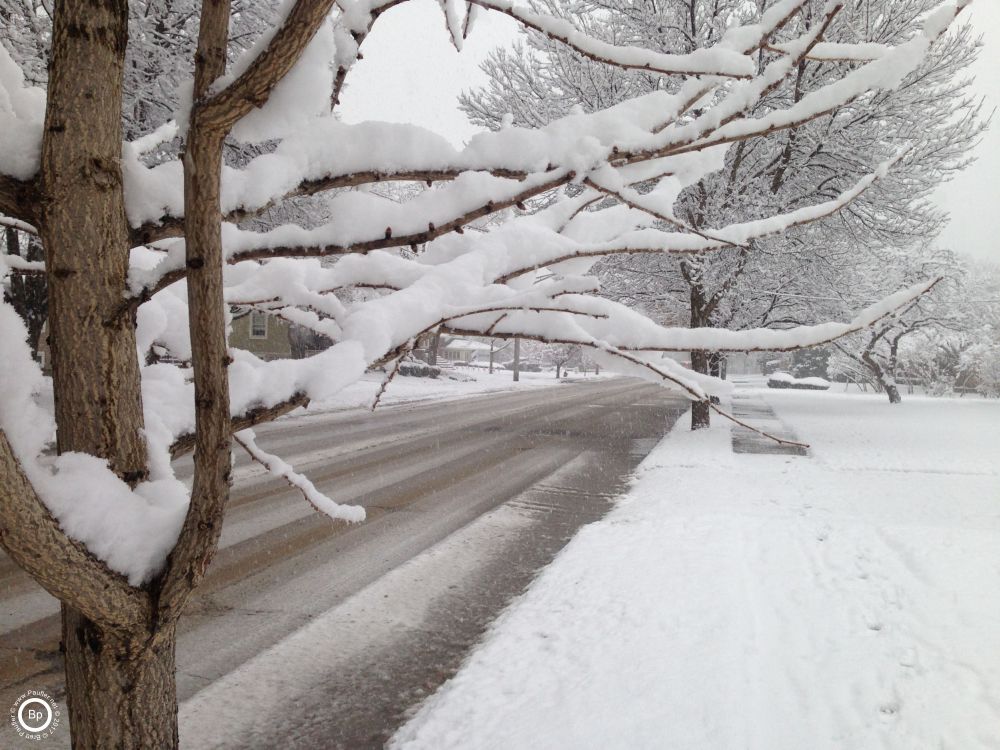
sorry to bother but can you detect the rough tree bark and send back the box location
[34,1,180,745]
[10,0,243,744]
[61,615,179,749]
[40,0,146,481]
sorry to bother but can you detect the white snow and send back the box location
[0,43,45,180]
[393,387,1000,750]
[230,17,337,143]
[1,0,975,598]
[473,0,756,78]
[0,303,189,586]
[233,429,366,522]
[768,372,832,389]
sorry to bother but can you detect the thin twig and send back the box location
[371,339,415,411]
[709,402,810,449]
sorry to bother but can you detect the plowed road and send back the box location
[1,377,687,749]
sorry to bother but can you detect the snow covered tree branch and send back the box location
[0,0,980,743]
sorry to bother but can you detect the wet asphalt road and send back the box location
[0,377,688,749]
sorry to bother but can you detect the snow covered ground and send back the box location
[392,387,1000,750]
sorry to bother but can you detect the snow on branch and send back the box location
[4,0,972,585]
[469,0,757,78]
[0,173,40,228]
[463,280,944,355]
[492,152,906,284]
[0,252,44,275]
[128,169,575,298]
[635,2,845,162]
[765,41,890,62]
[0,215,38,235]
[196,0,338,133]
[632,0,974,163]
[233,429,366,523]
[0,44,45,185]
[0,297,187,592]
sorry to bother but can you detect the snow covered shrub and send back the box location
[399,359,441,378]
[791,348,831,379]
[768,372,831,390]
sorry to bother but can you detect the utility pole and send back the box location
[429,329,441,366]
[513,337,520,382]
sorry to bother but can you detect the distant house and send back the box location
[442,337,494,363]
[229,310,292,361]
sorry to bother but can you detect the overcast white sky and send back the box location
[339,0,999,264]
[931,1,1000,264]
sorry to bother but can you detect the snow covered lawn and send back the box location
[393,389,1000,750]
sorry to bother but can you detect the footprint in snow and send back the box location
[879,701,901,717]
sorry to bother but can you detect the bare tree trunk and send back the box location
[688,286,712,428]
[707,352,724,404]
[888,338,902,394]
[690,349,711,428]
[62,608,177,749]
[512,336,520,382]
[885,383,901,403]
[862,350,901,404]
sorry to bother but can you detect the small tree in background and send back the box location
[547,344,582,378]
[791,347,831,379]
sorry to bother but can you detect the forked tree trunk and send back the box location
[862,350,902,404]
[62,608,177,749]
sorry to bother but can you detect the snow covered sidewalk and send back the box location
[392,389,1000,750]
